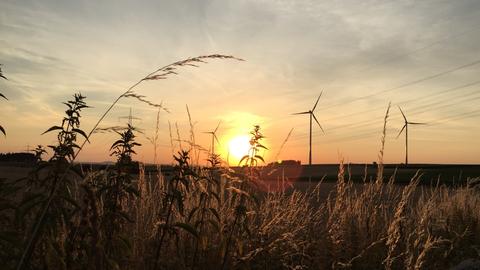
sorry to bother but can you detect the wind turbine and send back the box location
[397,106,426,165]
[292,92,325,165]
[119,108,141,126]
[203,121,221,155]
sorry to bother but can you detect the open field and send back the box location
[2,159,480,269]
[3,162,479,185]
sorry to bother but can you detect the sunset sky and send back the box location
[1,0,479,165]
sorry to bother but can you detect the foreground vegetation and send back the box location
[1,59,479,269]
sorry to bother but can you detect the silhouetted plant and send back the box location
[239,125,267,167]
[95,124,141,267]
[190,153,222,267]
[110,124,141,166]
[15,93,89,269]
[222,125,267,269]
[44,93,90,162]
[153,150,199,270]
[32,145,47,163]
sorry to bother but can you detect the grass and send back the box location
[0,58,480,270]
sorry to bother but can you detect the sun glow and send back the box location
[228,135,251,161]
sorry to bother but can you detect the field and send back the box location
[1,159,480,269]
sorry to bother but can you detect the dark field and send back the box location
[0,163,480,185]
[2,162,479,185]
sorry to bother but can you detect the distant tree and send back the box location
[0,152,36,163]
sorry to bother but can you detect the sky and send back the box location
[1,0,480,165]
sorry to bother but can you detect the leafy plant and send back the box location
[190,153,222,267]
[153,150,198,270]
[15,93,90,269]
[222,125,267,269]
[98,124,141,267]
[43,93,90,162]
[239,125,267,167]
[32,145,47,163]
[110,124,142,166]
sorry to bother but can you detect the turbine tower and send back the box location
[292,92,325,165]
[203,121,221,155]
[119,108,141,126]
[397,106,426,165]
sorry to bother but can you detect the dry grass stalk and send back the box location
[377,102,391,184]
[274,128,294,161]
[384,171,422,269]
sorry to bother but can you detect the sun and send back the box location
[228,135,251,161]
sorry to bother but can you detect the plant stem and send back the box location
[153,174,180,270]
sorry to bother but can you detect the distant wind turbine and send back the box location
[397,106,427,165]
[203,121,221,155]
[292,92,325,165]
[119,108,141,126]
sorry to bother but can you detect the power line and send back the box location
[321,80,480,123]
[318,58,480,112]
[287,80,480,142]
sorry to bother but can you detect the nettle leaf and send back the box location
[210,192,220,204]
[72,128,89,142]
[110,139,124,150]
[62,102,72,109]
[174,222,198,238]
[257,144,267,150]
[239,155,249,165]
[254,155,265,163]
[188,206,199,222]
[209,207,220,222]
[42,126,63,135]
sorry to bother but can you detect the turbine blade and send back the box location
[396,124,406,139]
[312,113,324,133]
[408,122,427,125]
[214,121,221,133]
[214,134,220,144]
[312,91,323,111]
[398,106,407,122]
[292,111,310,115]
